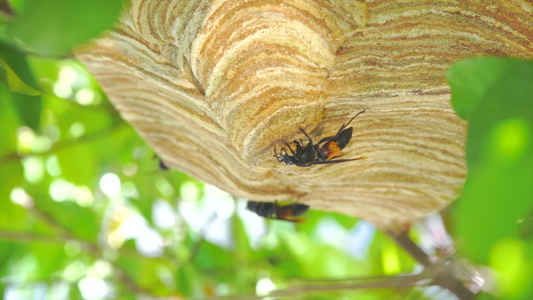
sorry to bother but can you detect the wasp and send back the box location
[246,201,309,223]
[151,154,170,171]
[273,109,365,167]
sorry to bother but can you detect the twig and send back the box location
[0,230,66,244]
[189,212,218,262]
[385,231,432,267]
[386,231,477,300]
[186,272,432,300]
[269,272,427,297]
[0,1,13,20]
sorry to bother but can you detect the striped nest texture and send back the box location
[76,0,533,229]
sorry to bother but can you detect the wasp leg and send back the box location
[273,200,279,219]
[283,142,298,156]
[308,156,366,165]
[299,128,319,154]
[273,146,283,162]
[299,128,312,141]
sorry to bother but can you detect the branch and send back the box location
[189,211,218,263]
[386,231,477,300]
[386,231,433,267]
[268,273,427,297]
[187,272,431,300]
[0,0,13,20]
[0,230,66,244]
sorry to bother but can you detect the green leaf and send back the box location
[300,210,358,234]
[467,61,532,166]
[232,215,251,262]
[0,87,21,155]
[0,241,26,279]
[277,232,365,279]
[6,0,125,56]
[175,263,206,297]
[0,42,42,131]
[451,58,533,299]
[193,240,232,271]
[0,56,41,95]
[447,57,529,121]
[0,162,27,232]
[28,242,67,281]
[7,0,27,13]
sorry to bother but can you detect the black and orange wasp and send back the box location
[246,201,309,223]
[273,109,365,167]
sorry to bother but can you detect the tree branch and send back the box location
[189,211,218,263]
[0,230,66,244]
[269,273,427,297]
[0,0,14,20]
[386,231,477,300]
[188,272,431,300]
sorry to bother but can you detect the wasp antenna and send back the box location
[342,155,367,162]
[344,109,366,128]
[333,109,366,136]
[299,127,313,141]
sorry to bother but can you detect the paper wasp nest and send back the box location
[77,0,532,229]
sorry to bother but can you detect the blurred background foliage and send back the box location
[448,58,533,300]
[0,0,531,299]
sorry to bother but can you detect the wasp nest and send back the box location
[77,0,532,229]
